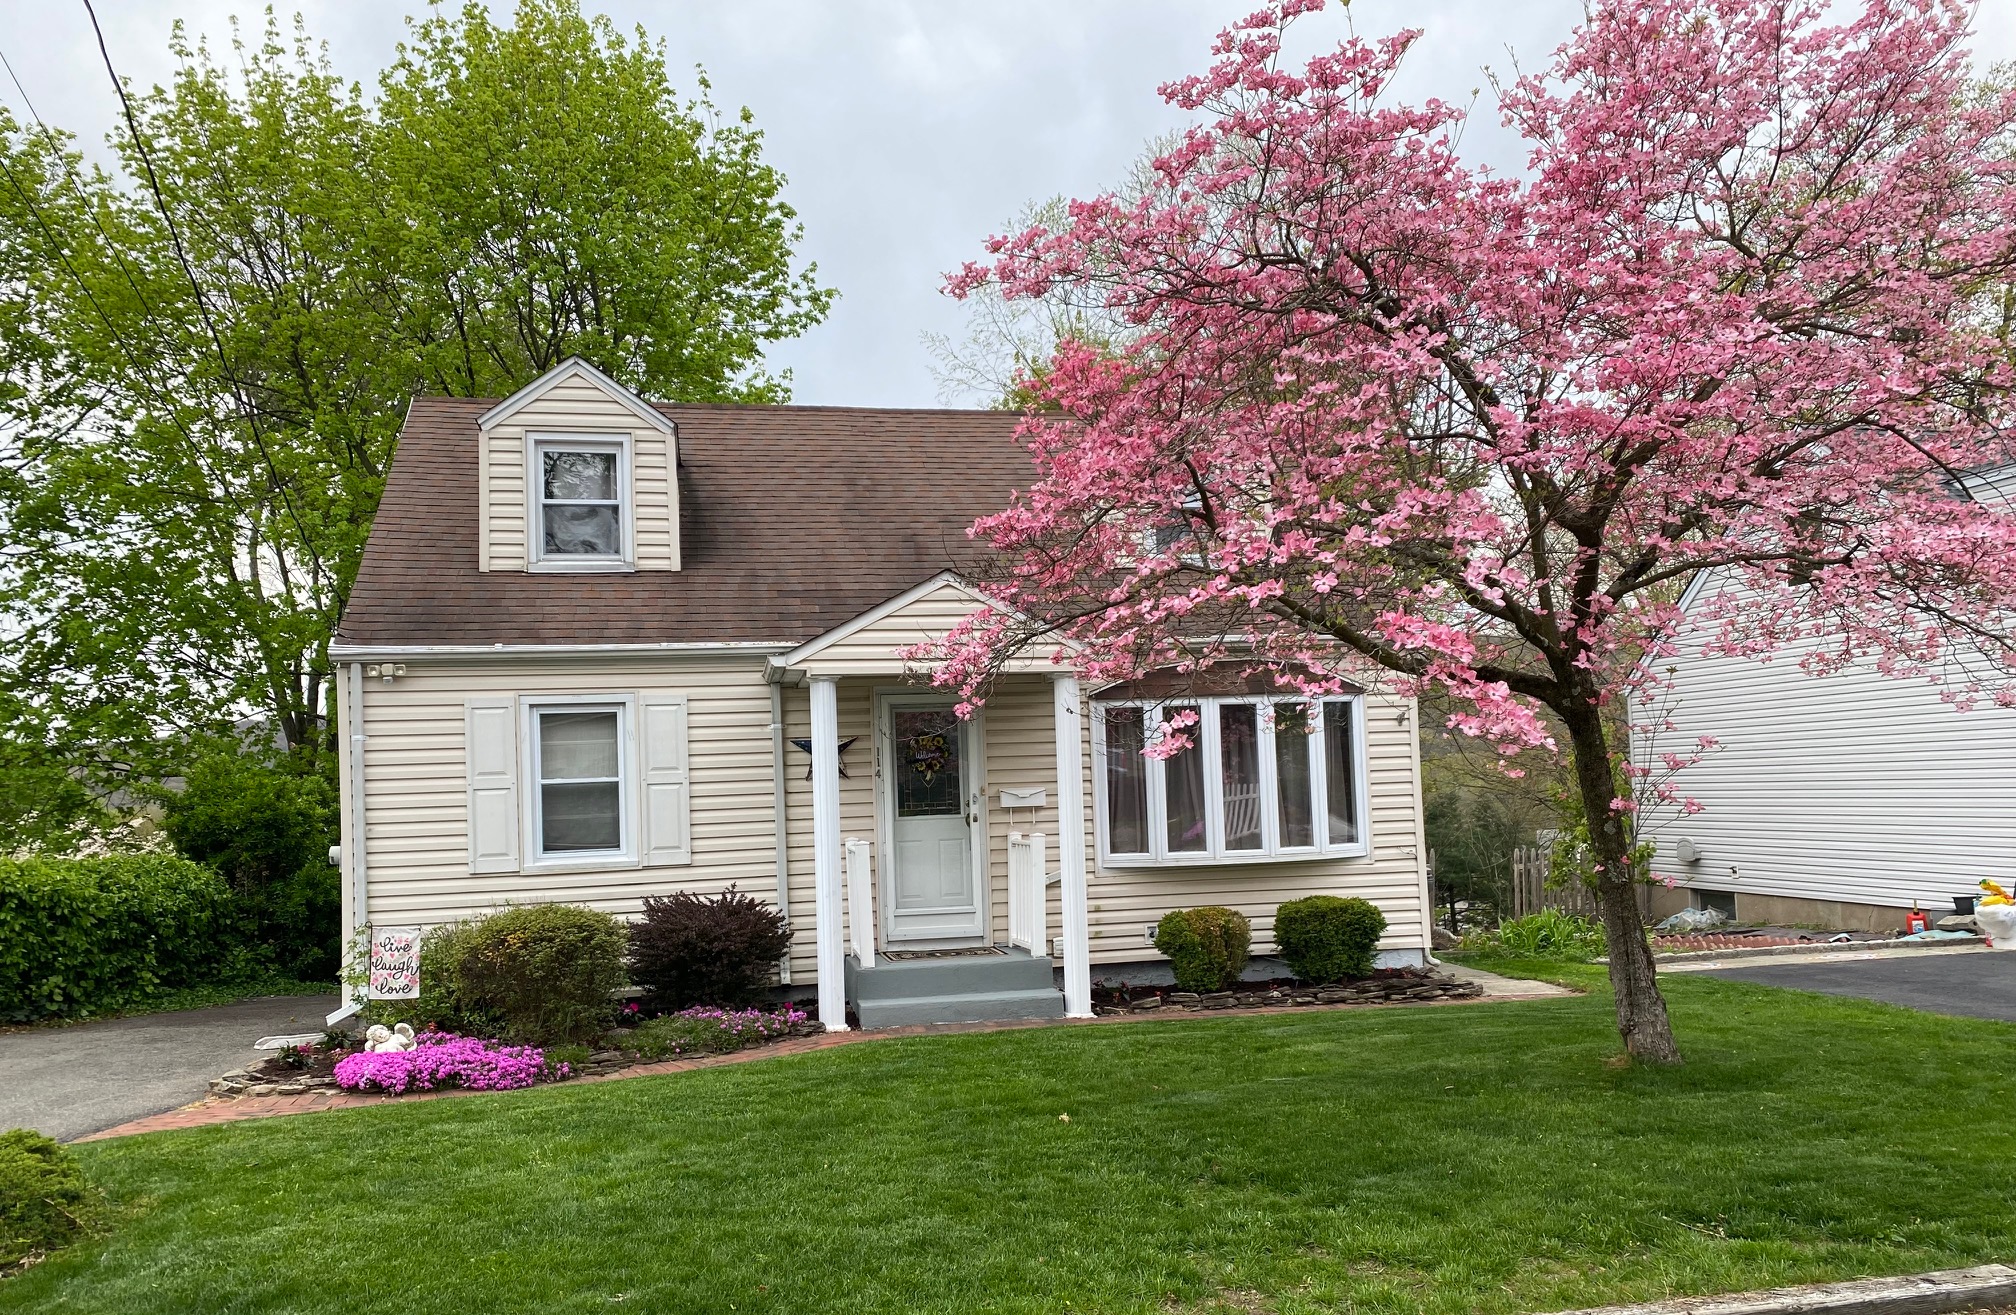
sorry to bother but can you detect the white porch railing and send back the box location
[1007,831,1048,954]
[844,836,875,969]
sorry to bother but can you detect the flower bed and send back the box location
[574,1004,817,1077]
[333,1032,558,1095]
[1092,967,1483,1015]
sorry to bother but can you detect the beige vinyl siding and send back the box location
[479,375,677,572]
[1636,569,2016,911]
[356,655,776,930]
[354,655,1428,989]
[1081,687,1428,963]
[788,577,1068,677]
[778,675,1428,976]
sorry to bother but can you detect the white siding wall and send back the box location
[356,655,776,927]
[789,578,1064,677]
[1635,573,2016,910]
[352,657,1430,988]
[779,675,1429,975]
[479,375,677,572]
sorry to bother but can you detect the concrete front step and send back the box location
[846,949,1056,1001]
[855,987,1067,1029]
[845,948,1065,1028]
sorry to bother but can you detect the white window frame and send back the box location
[520,694,640,870]
[1091,694,1371,867]
[527,433,635,571]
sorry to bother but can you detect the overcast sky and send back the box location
[7,1,2016,407]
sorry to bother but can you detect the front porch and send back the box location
[768,575,1094,1030]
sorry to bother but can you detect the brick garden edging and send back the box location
[75,985,1546,1143]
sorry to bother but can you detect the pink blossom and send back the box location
[333,1033,554,1095]
[914,0,2016,854]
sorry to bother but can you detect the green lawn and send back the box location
[10,967,2015,1314]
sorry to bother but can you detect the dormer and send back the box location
[475,357,680,573]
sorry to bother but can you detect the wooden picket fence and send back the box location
[1508,845,1600,919]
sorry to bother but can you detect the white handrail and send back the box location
[844,836,874,969]
[1007,831,1047,954]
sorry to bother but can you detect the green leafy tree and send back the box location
[0,3,831,843]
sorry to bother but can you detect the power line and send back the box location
[80,0,333,597]
[0,42,257,549]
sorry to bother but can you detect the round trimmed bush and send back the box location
[0,1129,100,1269]
[1153,906,1251,993]
[450,904,629,1045]
[1274,895,1387,983]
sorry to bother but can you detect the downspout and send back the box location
[770,680,792,985]
[329,660,369,1026]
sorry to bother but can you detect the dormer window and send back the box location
[532,436,631,570]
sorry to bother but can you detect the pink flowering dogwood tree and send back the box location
[928,0,2016,1063]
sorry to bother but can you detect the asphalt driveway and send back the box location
[0,994,339,1142]
[1701,949,2016,1023]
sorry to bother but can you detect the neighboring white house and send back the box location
[1634,566,2016,931]
[332,358,1434,1030]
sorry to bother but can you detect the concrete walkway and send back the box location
[1435,961,1578,997]
[0,994,339,1142]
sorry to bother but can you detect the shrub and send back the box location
[629,1005,805,1059]
[1153,906,1251,993]
[0,855,240,1023]
[1462,909,1607,961]
[629,887,791,1009]
[353,920,502,1039]
[333,1032,554,1094]
[0,1129,100,1270]
[452,905,630,1045]
[160,747,340,977]
[1275,896,1387,983]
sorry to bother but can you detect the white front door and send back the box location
[882,698,983,944]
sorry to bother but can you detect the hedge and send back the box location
[0,855,238,1023]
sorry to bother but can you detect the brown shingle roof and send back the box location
[336,397,1032,647]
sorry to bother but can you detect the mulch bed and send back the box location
[211,1012,830,1098]
[1092,967,1483,1016]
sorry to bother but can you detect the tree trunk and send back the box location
[1561,702,1683,1065]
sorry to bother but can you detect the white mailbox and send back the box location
[997,787,1047,810]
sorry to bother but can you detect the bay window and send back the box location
[1092,695,1369,864]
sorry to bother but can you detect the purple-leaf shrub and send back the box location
[333,1032,561,1095]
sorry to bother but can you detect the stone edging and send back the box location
[76,987,1541,1143]
[1542,1263,2016,1315]
[1098,971,1484,1015]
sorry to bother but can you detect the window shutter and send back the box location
[640,694,692,866]
[465,698,520,874]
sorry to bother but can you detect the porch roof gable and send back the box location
[768,572,1079,678]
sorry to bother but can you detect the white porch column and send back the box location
[810,676,849,1032]
[1052,674,1093,1018]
